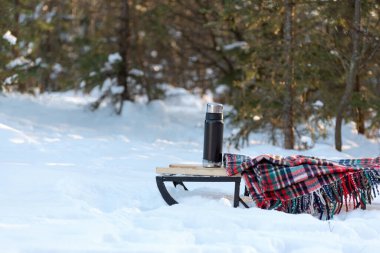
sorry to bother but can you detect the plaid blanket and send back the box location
[224,153,380,219]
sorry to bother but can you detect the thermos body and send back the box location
[203,103,224,167]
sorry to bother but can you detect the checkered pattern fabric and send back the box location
[223,153,380,219]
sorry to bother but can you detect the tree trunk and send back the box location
[115,0,132,115]
[354,74,365,134]
[41,29,52,93]
[283,0,295,149]
[13,0,19,54]
[13,0,23,91]
[335,0,361,151]
[132,0,153,102]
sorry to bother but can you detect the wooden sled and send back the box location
[156,164,249,208]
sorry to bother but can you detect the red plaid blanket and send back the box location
[224,154,380,219]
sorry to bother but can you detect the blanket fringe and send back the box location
[257,169,380,220]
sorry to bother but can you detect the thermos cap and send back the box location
[206,103,223,114]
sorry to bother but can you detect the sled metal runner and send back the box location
[156,164,249,208]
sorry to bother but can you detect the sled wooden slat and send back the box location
[156,164,240,177]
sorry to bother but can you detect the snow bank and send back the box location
[0,89,380,252]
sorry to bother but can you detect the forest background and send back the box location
[1,0,379,151]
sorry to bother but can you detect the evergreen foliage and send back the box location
[1,0,379,150]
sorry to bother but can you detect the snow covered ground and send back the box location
[1,89,380,253]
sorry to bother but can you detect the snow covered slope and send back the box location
[0,90,379,252]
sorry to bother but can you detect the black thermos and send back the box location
[203,103,224,167]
